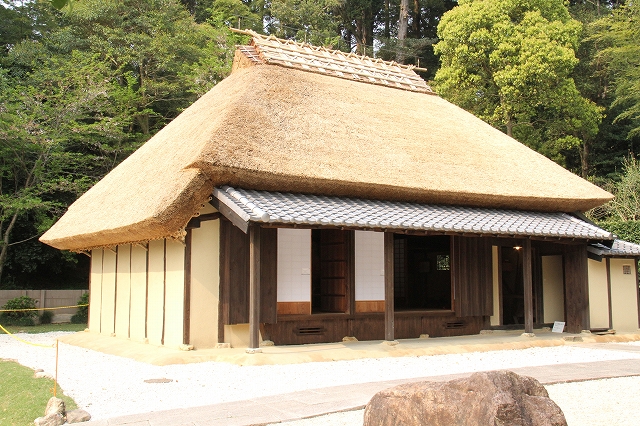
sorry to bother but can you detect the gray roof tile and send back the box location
[214,186,614,241]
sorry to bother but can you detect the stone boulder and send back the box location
[363,370,567,426]
[65,409,92,424]
[44,398,65,417]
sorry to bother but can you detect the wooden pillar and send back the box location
[384,232,395,341]
[564,244,590,334]
[522,239,534,334]
[248,225,262,352]
[183,228,192,345]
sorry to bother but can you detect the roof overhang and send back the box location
[588,240,640,258]
[212,186,615,244]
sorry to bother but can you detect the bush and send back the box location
[39,310,53,324]
[0,296,38,326]
[70,292,89,324]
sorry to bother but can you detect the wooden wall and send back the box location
[218,220,277,334]
[563,244,589,333]
[263,312,486,345]
[452,236,493,317]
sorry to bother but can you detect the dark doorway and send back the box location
[311,229,351,313]
[393,235,452,310]
[501,246,524,325]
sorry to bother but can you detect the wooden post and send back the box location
[523,239,534,334]
[183,228,192,345]
[248,225,262,353]
[384,232,395,341]
[563,245,590,333]
[606,257,613,330]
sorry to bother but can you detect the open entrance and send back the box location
[311,229,351,313]
[501,246,524,325]
[393,235,452,310]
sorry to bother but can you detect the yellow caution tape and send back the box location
[0,303,88,312]
[0,324,55,348]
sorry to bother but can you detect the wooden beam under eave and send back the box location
[210,197,249,233]
[247,225,262,353]
[384,232,395,341]
[522,239,534,334]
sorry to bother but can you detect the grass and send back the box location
[0,323,86,335]
[0,360,77,426]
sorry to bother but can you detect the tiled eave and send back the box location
[588,240,640,258]
[211,186,614,243]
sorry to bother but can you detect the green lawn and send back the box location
[0,323,86,335]
[0,360,77,426]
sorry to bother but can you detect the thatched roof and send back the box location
[40,33,612,251]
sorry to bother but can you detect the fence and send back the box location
[0,289,88,322]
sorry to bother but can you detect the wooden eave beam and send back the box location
[210,197,249,233]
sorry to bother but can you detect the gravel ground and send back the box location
[278,375,640,426]
[2,332,640,423]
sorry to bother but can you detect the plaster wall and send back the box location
[355,231,384,302]
[129,245,147,342]
[89,249,103,333]
[490,246,500,326]
[115,245,131,338]
[542,255,564,324]
[163,240,185,348]
[277,229,311,302]
[100,249,117,335]
[190,219,220,348]
[588,258,610,329]
[147,239,165,345]
[610,259,639,331]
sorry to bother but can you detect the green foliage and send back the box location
[70,292,88,324]
[0,296,38,325]
[39,309,53,324]
[590,157,640,222]
[597,221,640,245]
[590,3,640,140]
[0,360,76,426]
[433,0,602,170]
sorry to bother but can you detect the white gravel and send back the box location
[2,332,640,422]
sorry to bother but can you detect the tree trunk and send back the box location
[581,139,590,178]
[0,211,20,285]
[397,0,409,63]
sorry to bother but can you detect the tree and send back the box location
[590,2,640,140]
[269,0,342,46]
[0,0,241,288]
[433,0,602,171]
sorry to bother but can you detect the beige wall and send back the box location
[129,245,147,342]
[100,249,117,335]
[610,259,639,331]
[163,240,185,348]
[588,258,610,329]
[115,245,131,338]
[89,249,103,332]
[189,219,220,348]
[490,246,500,326]
[542,255,564,324]
[147,239,165,345]
[224,324,251,348]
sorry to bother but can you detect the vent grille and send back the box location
[445,321,465,329]
[295,327,325,336]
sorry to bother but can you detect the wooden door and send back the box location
[313,229,349,313]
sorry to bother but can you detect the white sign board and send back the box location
[552,321,565,333]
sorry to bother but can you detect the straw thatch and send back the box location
[40,38,612,251]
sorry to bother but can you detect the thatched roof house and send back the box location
[41,32,611,252]
[40,32,639,351]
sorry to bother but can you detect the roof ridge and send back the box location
[234,28,414,72]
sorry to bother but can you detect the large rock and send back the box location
[44,397,65,417]
[66,409,92,424]
[363,370,567,426]
[34,413,64,426]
